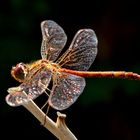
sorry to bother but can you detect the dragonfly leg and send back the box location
[41,104,50,126]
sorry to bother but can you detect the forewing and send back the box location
[48,72,86,110]
[41,20,67,61]
[6,87,30,107]
[57,29,98,70]
[6,68,52,106]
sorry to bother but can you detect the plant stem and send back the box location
[23,99,77,140]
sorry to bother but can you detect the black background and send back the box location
[1,0,140,139]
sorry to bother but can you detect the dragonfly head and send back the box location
[11,62,28,83]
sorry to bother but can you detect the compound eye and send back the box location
[11,63,28,82]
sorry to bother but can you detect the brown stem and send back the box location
[23,99,77,140]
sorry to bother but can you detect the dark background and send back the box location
[1,0,140,139]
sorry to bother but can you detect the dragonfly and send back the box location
[6,20,140,110]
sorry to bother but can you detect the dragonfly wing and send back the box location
[41,20,67,61]
[57,29,98,70]
[48,72,86,110]
[6,68,52,106]
[6,87,30,106]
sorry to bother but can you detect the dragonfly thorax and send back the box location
[51,62,61,70]
[41,59,61,72]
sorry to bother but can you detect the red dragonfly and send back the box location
[6,20,140,110]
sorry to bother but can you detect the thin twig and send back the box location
[23,99,77,140]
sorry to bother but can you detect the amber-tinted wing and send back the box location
[41,20,67,61]
[57,29,98,70]
[6,68,52,106]
[48,72,85,110]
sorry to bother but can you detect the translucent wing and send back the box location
[41,20,67,61]
[48,72,86,110]
[57,29,98,70]
[6,68,52,106]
